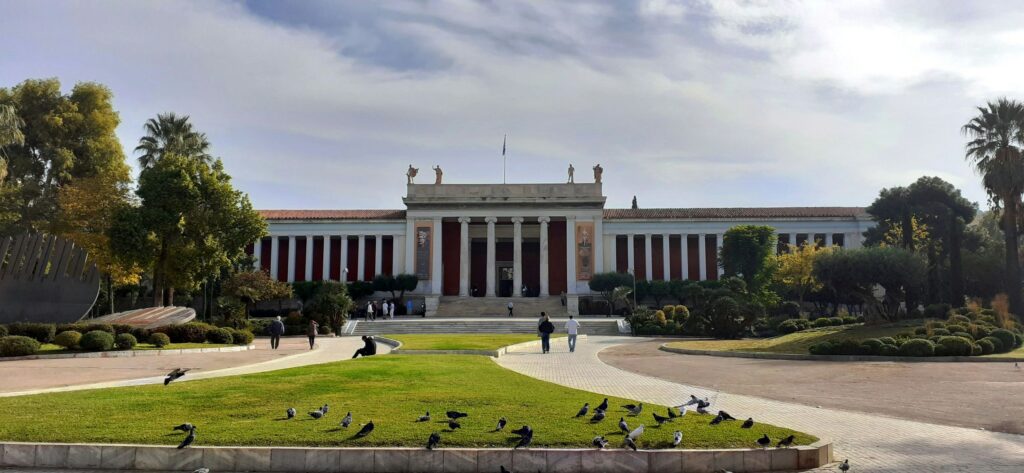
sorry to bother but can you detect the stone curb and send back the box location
[386,335,586,358]
[659,344,1024,363]
[0,344,256,362]
[0,440,833,472]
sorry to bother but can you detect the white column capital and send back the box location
[566,215,577,222]
[511,217,524,224]
[458,216,472,224]
[485,216,498,224]
[537,216,551,224]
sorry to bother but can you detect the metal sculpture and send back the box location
[0,233,100,324]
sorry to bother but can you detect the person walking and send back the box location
[380,299,389,321]
[366,300,375,321]
[507,301,515,317]
[389,300,396,319]
[565,315,581,353]
[269,315,285,350]
[538,313,555,354]
[352,335,378,359]
[306,319,319,350]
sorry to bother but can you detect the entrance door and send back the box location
[497,263,514,297]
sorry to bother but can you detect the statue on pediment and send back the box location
[593,164,603,183]
[567,163,575,184]
[406,165,418,184]
[432,165,443,184]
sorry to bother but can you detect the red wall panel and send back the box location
[312,237,324,281]
[296,238,308,282]
[706,235,718,281]
[633,236,647,281]
[328,237,340,280]
[652,235,664,280]
[363,237,376,281]
[615,236,628,273]
[260,238,272,273]
[346,237,358,282]
[669,235,681,280]
[442,222,460,295]
[522,241,540,295]
[277,237,289,282]
[470,240,486,296]
[687,236,699,280]
[382,236,394,276]
[548,221,567,295]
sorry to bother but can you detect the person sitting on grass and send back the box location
[352,335,377,359]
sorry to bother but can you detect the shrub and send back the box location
[973,325,991,339]
[981,308,996,316]
[7,322,56,343]
[808,341,835,355]
[971,343,983,356]
[113,324,135,335]
[827,317,844,326]
[812,318,832,328]
[672,305,689,322]
[654,310,668,326]
[925,320,946,330]
[661,306,676,318]
[53,330,83,349]
[777,319,804,334]
[981,336,1004,353]
[230,329,255,345]
[0,325,8,337]
[899,338,935,357]
[841,316,858,325]
[879,344,899,356]
[924,303,951,319]
[952,331,975,341]
[989,329,1019,352]
[878,337,898,346]
[930,328,951,336]
[79,330,115,351]
[977,338,996,355]
[860,338,886,355]
[115,333,138,350]
[161,322,214,343]
[936,336,974,356]
[131,327,151,342]
[913,327,928,335]
[206,328,234,344]
[833,339,864,355]
[779,301,801,318]
[0,336,40,357]
[148,332,171,348]
[948,314,972,326]
[945,324,967,334]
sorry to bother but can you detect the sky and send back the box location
[1,0,1022,211]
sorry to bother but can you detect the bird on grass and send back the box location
[625,437,638,451]
[709,415,724,425]
[592,436,608,449]
[756,434,771,448]
[448,419,461,430]
[341,412,352,428]
[510,425,532,437]
[652,412,670,426]
[309,409,324,420]
[321,404,329,415]
[597,398,608,411]
[514,431,533,449]
[627,424,644,441]
[286,408,296,419]
[177,426,196,449]
[446,410,468,419]
[777,435,794,448]
[590,409,606,423]
[667,407,680,419]
[838,459,850,472]
[495,417,507,432]
[164,368,190,386]
[741,418,753,429]
[672,431,682,447]
[696,405,710,415]
[427,432,441,450]
[618,417,629,434]
[680,394,700,407]
[575,403,589,418]
[172,423,194,432]
[717,410,735,421]
[417,411,431,422]
[627,403,643,416]
[356,421,374,437]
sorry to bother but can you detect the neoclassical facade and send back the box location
[251,181,872,315]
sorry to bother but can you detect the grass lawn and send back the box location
[985,346,1024,358]
[665,321,922,355]
[36,343,235,354]
[0,355,814,449]
[385,333,565,351]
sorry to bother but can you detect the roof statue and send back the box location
[567,163,575,184]
[631,195,638,209]
[593,164,603,183]
[406,164,418,184]
[432,165,443,184]
[0,233,100,324]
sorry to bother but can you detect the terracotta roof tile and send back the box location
[602,207,868,220]
[259,210,406,220]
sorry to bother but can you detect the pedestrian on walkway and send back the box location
[508,301,515,317]
[381,299,390,321]
[389,299,396,319]
[306,319,319,350]
[565,315,581,353]
[538,313,555,354]
[366,300,375,321]
[269,315,285,350]
[352,335,378,359]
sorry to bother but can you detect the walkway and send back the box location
[0,336,389,397]
[496,336,1024,472]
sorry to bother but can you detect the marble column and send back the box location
[538,217,550,296]
[593,217,604,273]
[404,219,416,274]
[644,234,653,281]
[716,233,724,277]
[459,217,471,297]
[681,234,689,280]
[608,233,618,272]
[698,233,707,281]
[662,234,670,281]
[566,216,577,294]
[270,237,280,280]
[287,236,297,283]
[304,235,314,282]
[392,235,404,275]
[627,234,635,275]
[512,217,524,297]
[340,236,349,281]
[485,217,497,297]
[431,217,443,294]
[789,232,798,249]
[253,238,262,270]
[357,235,366,281]
[374,234,383,277]
[321,236,331,281]
[825,233,834,247]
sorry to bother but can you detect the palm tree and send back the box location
[962,98,1024,315]
[135,112,211,168]
[0,104,24,183]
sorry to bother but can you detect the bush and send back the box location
[952,331,975,341]
[779,301,801,318]
[673,305,689,322]
[899,338,935,357]
[930,328,951,336]
[989,329,1020,352]
[661,306,676,318]
[841,316,858,325]
[948,314,972,325]
[828,317,844,326]
[879,344,900,356]
[878,337,898,346]
[160,322,215,343]
[206,327,234,344]
[6,322,56,343]
[833,339,864,355]
[945,324,967,334]
[79,330,115,351]
[229,329,255,345]
[971,343,983,356]
[936,336,974,356]
[53,330,83,349]
[115,333,138,350]
[981,308,996,317]
[977,338,996,355]
[812,318,832,328]
[0,336,40,357]
[131,327,151,342]
[148,332,171,348]
[924,303,951,319]
[808,341,835,355]
[777,319,803,334]
[654,310,668,326]
[860,338,886,355]
[913,327,928,335]
[0,325,8,337]
[925,321,946,330]
[249,318,273,335]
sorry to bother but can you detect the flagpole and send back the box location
[502,134,507,184]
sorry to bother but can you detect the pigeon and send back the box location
[514,431,533,449]
[309,410,324,420]
[709,415,724,425]
[356,421,374,437]
[652,412,670,426]
[838,459,850,472]
[341,412,352,428]
[575,403,589,418]
[597,398,608,411]
[427,432,441,450]
[417,411,431,422]
[193,469,209,473]
[618,417,629,434]
[590,409,606,423]
[777,435,794,448]
[286,408,296,419]
[696,405,710,415]
[448,419,461,430]
[718,410,736,421]
[680,394,700,407]
[496,417,507,431]
[592,436,608,449]
[667,407,679,419]
[500,466,512,473]
[741,417,754,429]
[624,437,638,451]
[675,406,688,417]
[622,403,638,411]
[172,423,194,432]
[672,430,682,447]
[756,434,771,448]
[696,399,710,410]
[627,424,644,441]
[446,410,468,419]
[164,368,190,385]
[177,426,196,449]
[321,404,329,415]
[511,425,532,437]
[628,403,643,416]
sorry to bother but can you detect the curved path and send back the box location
[0,336,389,397]
[496,335,1024,472]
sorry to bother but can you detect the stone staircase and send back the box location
[349,318,622,336]
[435,296,566,317]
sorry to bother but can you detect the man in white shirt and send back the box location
[388,299,396,319]
[380,300,389,320]
[565,315,581,353]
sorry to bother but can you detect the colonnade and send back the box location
[251,234,402,283]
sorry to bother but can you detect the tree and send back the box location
[221,270,293,317]
[907,176,976,306]
[814,247,925,323]
[720,225,777,291]
[774,242,834,307]
[962,98,1024,315]
[372,273,419,303]
[588,272,634,314]
[306,282,354,335]
[135,112,211,169]
[0,103,24,183]
[647,279,672,307]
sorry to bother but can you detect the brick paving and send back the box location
[496,336,1024,472]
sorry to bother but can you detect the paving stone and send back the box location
[270,448,307,472]
[33,444,68,468]
[374,449,410,473]
[407,449,443,473]
[99,445,135,470]
[476,449,513,473]
[2,444,35,467]
[64,445,101,469]
[546,449,582,473]
[337,449,374,473]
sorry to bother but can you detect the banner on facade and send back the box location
[415,221,432,280]
[575,221,594,281]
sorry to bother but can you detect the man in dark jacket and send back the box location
[352,335,378,359]
[268,316,285,350]
[538,313,555,354]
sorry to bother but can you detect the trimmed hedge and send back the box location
[936,336,973,356]
[899,339,935,357]
[0,336,40,357]
[53,330,83,349]
[229,329,255,345]
[777,319,810,334]
[0,325,7,337]
[115,333,138,350]
[80,330,115,351]
[977,338,996,355]
[206,328,234,344]
[989,329,1020,353]
[148,332,170,348]
[6,322,56,343]
[157,322,216,343]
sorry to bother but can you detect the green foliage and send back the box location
[924,303,951,319]
[988,329,1019,352]
[148,332,170,348]
[654,310,667,326]
[720,225,777,291]
[812,318,832,328]
[115,333,137,350]
[981,336,1004,353]
[948,314,972,325]
[813,246,926,322]
[646,280,672,307]
[777,318,810,334]
[0,336,40,357]
[0,326,6,337]
[306,281,354,335]
[229,329,254,345]
[158,322,214,344]
[859,338,886,355]
[936,336,974,356]
[673,305,689,322]
[80,331,115,351]
[206,328,234,344]
[898,338,935,357]
[779,301,801,318]
[347,281,375,300]
[53,331,83,348]
[6,323,56,343]
[977,338,996,355]
[372,273,420,302]
[222,270,292,307]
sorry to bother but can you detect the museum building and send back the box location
[250,167,873,315]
